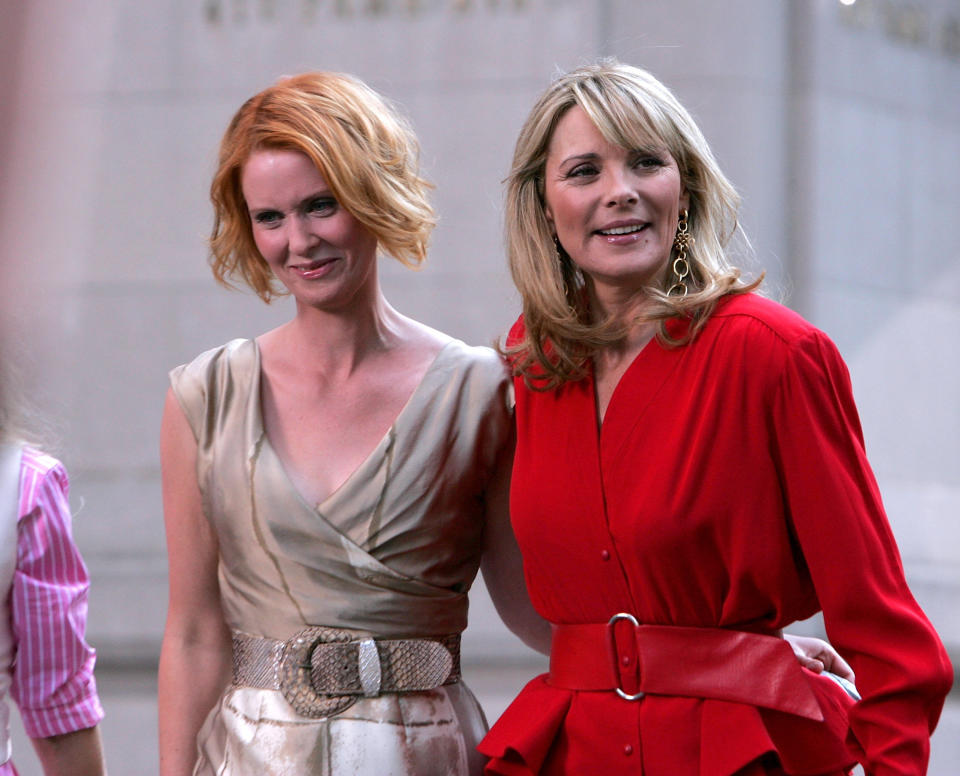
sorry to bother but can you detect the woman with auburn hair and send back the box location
[158,71,549,775]
[479,61,951,775]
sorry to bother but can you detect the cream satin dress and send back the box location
[170,338,513,776]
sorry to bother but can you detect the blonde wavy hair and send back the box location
[505,60,760,388]
[209,72,435,302]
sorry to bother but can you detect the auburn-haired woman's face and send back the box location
[241,148,378,311]
[542,106,687,297]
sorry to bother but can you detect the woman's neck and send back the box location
[588,283,656,357]
[271,288,406,380]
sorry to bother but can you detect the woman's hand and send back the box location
[784,633,855,681]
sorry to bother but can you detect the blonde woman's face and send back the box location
[542,106,688,297]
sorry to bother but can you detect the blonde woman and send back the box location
[480,62,951,775]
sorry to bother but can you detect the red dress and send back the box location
[479,294,952,776]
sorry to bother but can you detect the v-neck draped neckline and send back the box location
[585,331,685,547]
[169,332,515,647]
[251,337,458,514]
[591,333,672,439]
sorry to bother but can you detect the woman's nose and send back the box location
[287,215,318,255]
[604,169,638,207]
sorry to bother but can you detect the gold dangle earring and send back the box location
[668,209,692,297]
[553,235,563,262]
[554,235,573,303]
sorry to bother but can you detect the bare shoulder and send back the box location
[392,316,506,375]
[385,315,454,376]
[254,322,291,359]
[396,315,454,356]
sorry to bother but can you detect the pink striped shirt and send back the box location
[1,448,103,775]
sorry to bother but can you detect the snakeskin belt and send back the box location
[231,627,461,718]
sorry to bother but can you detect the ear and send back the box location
[679,187,690,214]
[543,201,556,235]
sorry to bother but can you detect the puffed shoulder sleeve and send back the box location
[770,329,952,775]
[459,343,514,460]
[168,339,251,444]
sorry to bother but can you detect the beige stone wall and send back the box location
[0,0,956,670]
[788,0,960,653]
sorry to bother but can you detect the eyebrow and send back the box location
[294,192,333,211]
[247,191,333,213]
[558,152,600,166]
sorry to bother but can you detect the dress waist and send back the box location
[232,627,461,719]
[549,617,823,720]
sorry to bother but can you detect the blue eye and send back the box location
[306,197,336,215]
[253,210,282,226]
[634,154,664,169]
[567,164,598,179]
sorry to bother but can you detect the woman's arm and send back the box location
[772,331,952,772]
[32,727,106,776]
[11,451,106,776]
[158,388,232,776]
[480,427,552,655]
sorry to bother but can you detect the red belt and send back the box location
[548,614,823,721]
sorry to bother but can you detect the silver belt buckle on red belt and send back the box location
[608,612,645,701]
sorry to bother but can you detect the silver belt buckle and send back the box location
[277,627,459,718]
[608,612,645,701]
[279,626,358,718]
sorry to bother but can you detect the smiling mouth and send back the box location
[291,257,337,271]
[597,224,647,236]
